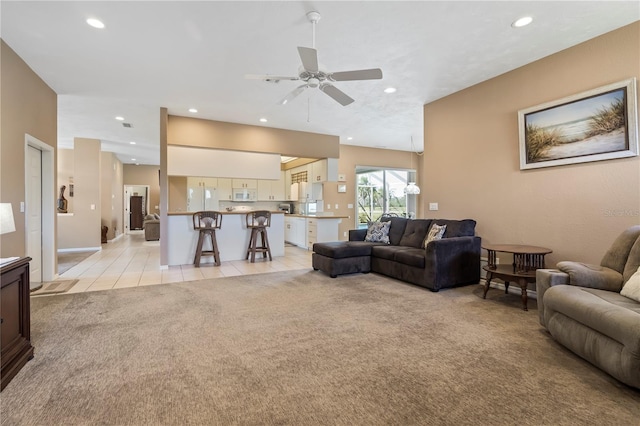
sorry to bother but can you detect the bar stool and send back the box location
[192,211,222,267]
[245,210,272,263]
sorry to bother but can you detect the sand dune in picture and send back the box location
[542,128,625,160]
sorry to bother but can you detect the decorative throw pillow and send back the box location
[423,224,446,248]
[620,266,640,302]
[365,221,391,244]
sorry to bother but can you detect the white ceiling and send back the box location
[2,1,638,166]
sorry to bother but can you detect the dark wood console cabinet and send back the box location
[1,257,33,391]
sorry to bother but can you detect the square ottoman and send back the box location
[312,241,379,278]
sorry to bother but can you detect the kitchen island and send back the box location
[284,214,348,250]
[167,211,285,266]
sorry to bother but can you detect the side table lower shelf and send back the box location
[482,265,537,311]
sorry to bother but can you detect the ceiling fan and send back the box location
[246,11,383,106]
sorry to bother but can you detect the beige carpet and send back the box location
[1,270,638,425]
[30,279,79,296]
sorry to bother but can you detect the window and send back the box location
[356,167,417,228]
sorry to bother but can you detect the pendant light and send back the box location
[404,136,422,195]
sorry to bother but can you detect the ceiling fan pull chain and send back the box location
[307,96,311,122]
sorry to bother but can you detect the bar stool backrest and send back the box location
[246,210,271,228]
[193,211,222,230]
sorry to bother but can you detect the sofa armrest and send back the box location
[535,269,569,327]
[349,229,367,241]
[556,261,624,292]
[424,236,481,291]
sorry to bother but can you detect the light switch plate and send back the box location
[429,202,439,211]
[347,203,353,209]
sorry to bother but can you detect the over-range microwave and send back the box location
[232,188,257,202]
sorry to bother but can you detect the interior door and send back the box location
[27,146,42,284]
[130,196,144,230]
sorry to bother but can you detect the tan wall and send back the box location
[326,145,420,240]
[167,115,340,159]
[58,138,102,250]
[57,149,75,212]
[0,40,57,258]
[168,176,188,212]
[124,164,161,215]
[100,152,123,240]
[422,22,640,270]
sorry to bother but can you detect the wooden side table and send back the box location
[482,244,552,311]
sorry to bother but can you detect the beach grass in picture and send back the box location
[519,78,638,170]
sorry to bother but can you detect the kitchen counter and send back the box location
[285,214,349,219]
[168,211,285,216]
[167,212,284,265]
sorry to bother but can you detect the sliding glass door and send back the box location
[356,167,416,228]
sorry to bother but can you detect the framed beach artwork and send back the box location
[518,78,638,170]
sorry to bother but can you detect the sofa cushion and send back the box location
[398,219,432,248]
[394,248,426,268]
[423,224,446,248]
[623,236,640,284]
[365,221,391,244]
[385,217,408,246]
[430,219,476,238]
[371,245,409,261]
[557,261,623,292]
[313,241,380,259]
[544,285,640,351]
[621,266,640,303]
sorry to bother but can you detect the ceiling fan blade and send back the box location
[297,46,319,73]
[329,68,383,81]
[279,84,308,105]
[319,83,355,106]
[245,74,300,82]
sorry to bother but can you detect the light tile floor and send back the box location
[59,232,313,293]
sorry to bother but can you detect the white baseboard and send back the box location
[57,246,102,253]
[108,233,124,243]
[478,279,537,300]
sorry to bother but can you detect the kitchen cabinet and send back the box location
[187,177,219,211]
[1,257,33,391]
[217,178,232,201]
[306,218,340,250]
[310,158,338,182]
[288,182,299,202]
[257,171,285,201]
[299,181,313,201]
[285,217,306,248]
[232,179,257,189]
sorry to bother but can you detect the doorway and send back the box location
[25,134,55,286]
[124,185,150,233]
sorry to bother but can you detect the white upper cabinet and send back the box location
[310,158,338,182]
[257,171,285,201]
[232,179,257,189]
[217,178,233,201]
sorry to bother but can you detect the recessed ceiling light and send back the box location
[188,108,198,113]
[384,87,397,94]
[347,137,353,140]
[129,141,136,145]
[115,116,124,121]
[131,158,136,161]
[259,118,268,123]
[135,163,140,166]
[86,18,105,29]
[512,16,533,28]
